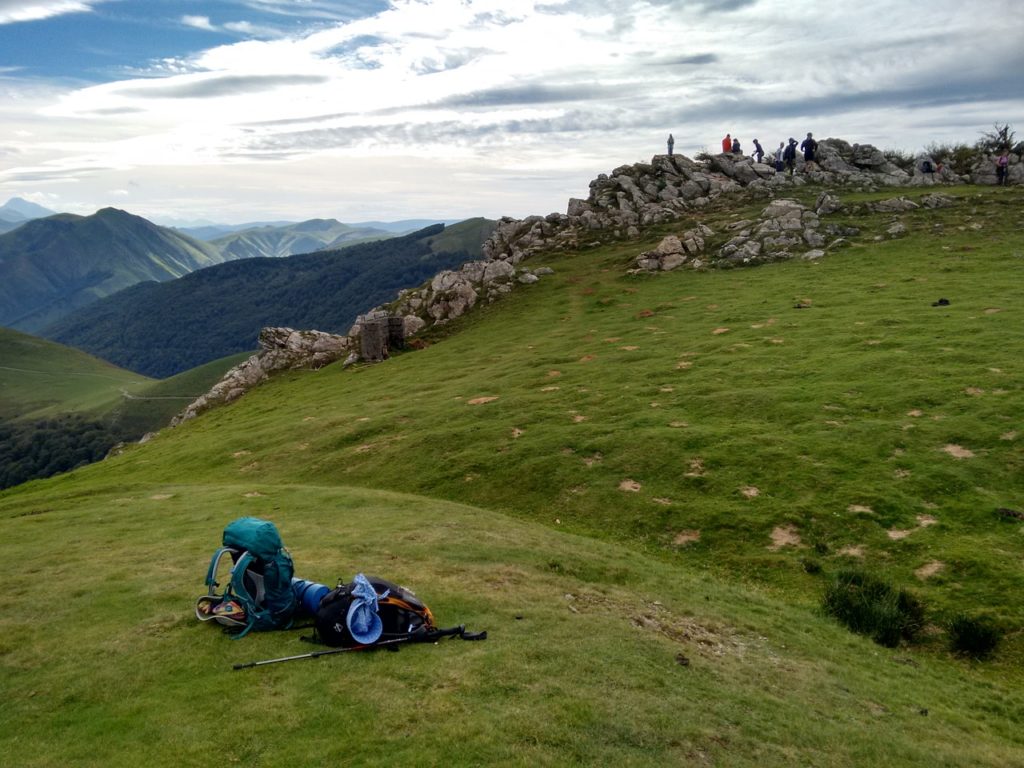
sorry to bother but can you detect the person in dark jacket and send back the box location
[800,132,817,165]
[783,138,798,176]
[667,133,674,157]
[732,137,741,154]
[752,139,764,163]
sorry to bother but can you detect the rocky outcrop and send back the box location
[357,139,977,334]
[632,197,860,273]
[970,151,1023,185]
[171,327,349,425]
[168,138,991,428]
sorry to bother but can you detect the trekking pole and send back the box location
[233,636,411,670]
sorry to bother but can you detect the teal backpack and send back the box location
[196,517,298,638]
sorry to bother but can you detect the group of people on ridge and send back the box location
[721,132,818,175]
[666,131,819,176]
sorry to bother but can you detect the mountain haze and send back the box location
[0,197,59,234]
[209,218,393,260]
[0,208,227,333]
[45,218,497,377]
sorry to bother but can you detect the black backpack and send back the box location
[313,575,438,647]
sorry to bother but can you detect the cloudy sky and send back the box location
[0,0,1020,224]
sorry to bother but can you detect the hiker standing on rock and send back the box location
[667,133,675,157]
[783,138,798,176]
[722,133,731,153]
[752,138,764,163]
[775,141,785,172]
[801,132,818,170]
[996,149,1010,186]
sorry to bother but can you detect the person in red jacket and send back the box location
[722,133,731,153]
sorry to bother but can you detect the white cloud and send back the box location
[1,0,1022,222]
[0,0,98,24]
[181,15,216,32]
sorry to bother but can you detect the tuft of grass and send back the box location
[823,569,926,647]
[948,613,1002,659]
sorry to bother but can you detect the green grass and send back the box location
[0,327,152,421]
[1,184,1023,765]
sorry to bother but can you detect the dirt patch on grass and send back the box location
[579,354,596,363]
[243,491,264,498]
[512,428,524,439]
[916,514,938,527]
[984,308,1002,314]
[149,494,174,500]
[1001,431,1019,441]
[769,525,801,550]
[669,420,689,428]
[839,545,865,558]
[541,385,560,392]
[567,592,748,658]
[673,529,701,545]
[620,345,640,351]
[887,529,913,540]
[676,360,693,370]
[915,561,945,579]
[684,458,706,477]
[572,414,587,422]
[906,409,923,417]
[653,497,672,506]
[619,479,642,492]
[847,504,873,514]
[232,450,251,458]
[712,327,730,335]
[547,370,562,378]
[741,486,760,498]
[964,387,985,396]
[468,396,499,405]
[583,453,603,467]
[943,444,975,458]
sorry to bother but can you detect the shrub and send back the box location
[923,141,975,175]
[948,613,1001,660]
[976,122,1016,153]
[882,148,916,171]
[801,558,822,575]
[822,569,925,647]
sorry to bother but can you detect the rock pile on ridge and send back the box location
[361,138,1017,333]
[171,327,349,425]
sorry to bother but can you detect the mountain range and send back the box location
[0,207,227,333]
[43,218,497,377]
[207,218,393,260]
[0,197,58,233]
[0,199,469,337]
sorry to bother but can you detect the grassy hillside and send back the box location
[1,184,1022,766]
[0,326,152,421]
[0,330,248,488]
[45,219,497,378]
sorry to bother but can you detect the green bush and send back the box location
[882,148,915,171]
[923,141,975,175]
[948,613,1001,660]
[822,570,925,647]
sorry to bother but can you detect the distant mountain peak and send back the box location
[0,197,58,220]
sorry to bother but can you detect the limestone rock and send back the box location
[172,327,350,426]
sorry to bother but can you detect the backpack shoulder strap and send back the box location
[205,546,239,592]
[227,551,259,639]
